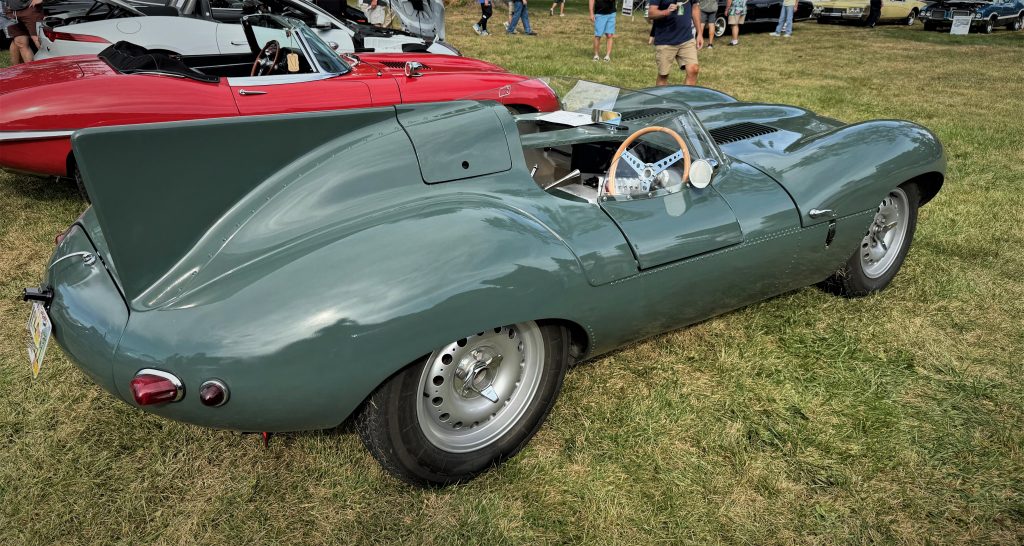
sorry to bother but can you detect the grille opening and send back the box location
[619,108,680,122]
[708,122,779,145]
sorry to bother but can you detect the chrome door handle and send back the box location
[238,89,267,96]
[809,208,835,219]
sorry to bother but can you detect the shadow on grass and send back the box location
[3,172,82,203]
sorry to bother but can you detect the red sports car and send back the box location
[0,14,559,184]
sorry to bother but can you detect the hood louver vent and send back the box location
[708,122,779,144]
[380,61,430,70]
[620,108,679,122]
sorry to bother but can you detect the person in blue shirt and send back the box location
[649,0,703,86]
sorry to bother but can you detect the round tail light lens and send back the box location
[199,380,229,407]
[130,369,184,405]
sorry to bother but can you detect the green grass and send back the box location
[2,7,1023,544]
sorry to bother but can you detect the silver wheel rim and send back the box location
[907,13,915,25]
[416,322,545,453]
[860,188,910,279]
[715,17,727,37]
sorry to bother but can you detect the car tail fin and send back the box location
[71,108,399,306]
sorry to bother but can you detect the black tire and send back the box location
[984,16,996,33]
[72,164,91,203]
[820,183,921,298]
[355,322,569,486]
[906,9,917,26]
[1009,13,1022,31]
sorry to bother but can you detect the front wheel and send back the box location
[820,184,921,297]
[355,321,569,486]
[715,16,727,36]
[1010,13,1022,31]
[906,10,917,26]
[984,16,996,33]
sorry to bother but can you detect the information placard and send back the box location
[623,0,634,16]
[950,16,972,35]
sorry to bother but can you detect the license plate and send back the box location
[26,302,52,379]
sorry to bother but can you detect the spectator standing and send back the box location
[649,0,703,86]
[866,0,882,27]
[360,0,386,27]
[724,0,746,46]
[590,0,616,61]
[507,0,537,35]
[698,0,718,48]
[4,0,42,63]
[550,0,565,16]
[474,0,493,35]
[769,0,794,36]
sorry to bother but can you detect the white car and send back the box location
[34,0,458,60]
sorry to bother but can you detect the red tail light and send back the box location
[130,369,184,405]
[42,26,110,44]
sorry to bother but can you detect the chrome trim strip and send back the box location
[0,130,75,142]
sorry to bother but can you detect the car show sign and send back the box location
[950,16,972,34]
[622,0,634,16]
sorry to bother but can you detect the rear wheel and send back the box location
[715,16,727,36]
[72,164,91,203]
[1009,13,1022,30]
[906,9,917,26]
[355,321,569,486]
[820,183,921,297]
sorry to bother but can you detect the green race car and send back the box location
[24,80,946,486]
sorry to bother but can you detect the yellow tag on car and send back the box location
[287,53,299,73]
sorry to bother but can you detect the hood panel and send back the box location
[0,57,87,95]
[357,53,506,74]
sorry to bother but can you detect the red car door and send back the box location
[229,74,374,116]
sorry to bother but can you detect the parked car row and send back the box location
[34,0,457,61]
[811,0,1023,31]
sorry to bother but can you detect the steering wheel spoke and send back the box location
[652,150,685,176]
[620,150,646,174]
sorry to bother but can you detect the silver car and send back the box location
[35,0,458,60]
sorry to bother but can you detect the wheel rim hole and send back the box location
[433,375,444,386]
[441,354,452,365]
[457,338,467,347]
[439,413,450,422]
[431,396,443,407]
[453,421,463,429]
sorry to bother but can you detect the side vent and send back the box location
[708,122,779,145]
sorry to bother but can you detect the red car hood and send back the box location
[354,53,508,74]
[0,56,112,95]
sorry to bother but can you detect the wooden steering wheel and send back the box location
[251,40,281,77]
[605,126,691,196]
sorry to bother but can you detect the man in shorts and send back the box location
[550,0,565,16]
[649,0,703,86]
[698,0,718,48]
[4,0,42,64]
[589,0,615,61]
[724,0,746,45]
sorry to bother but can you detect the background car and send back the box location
[920,0,1024,32]
[34,0,458,61]
[0,15,558,184]
[24,78,945,486]
[814,0,928,25]
[710,0,816,37]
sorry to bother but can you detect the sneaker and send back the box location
[603,55,610,61]
[706,43,713,48]
[783,33,791,38]
[593,54,600,61]
[481,30,490,36]
[525,31,537,35]
[560,12,564,16]
[503,21,509,31]
[549,7,554,15]
[728,40,738,46]
[473,23,482,35]
[769,32,780,37]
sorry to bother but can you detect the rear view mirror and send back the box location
[404,61,424,78]
[314,15,333,30]
[689,159,717,189]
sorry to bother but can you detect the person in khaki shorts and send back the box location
[725,0,747,46]
[649,0,703,86]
